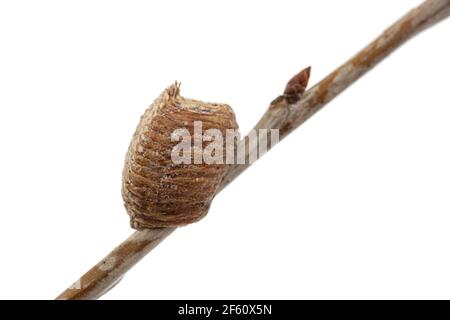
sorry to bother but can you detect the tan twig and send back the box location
[56,0,450,300]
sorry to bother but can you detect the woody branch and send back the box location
[56,0,450,300]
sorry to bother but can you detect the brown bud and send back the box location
[122,83,239,229]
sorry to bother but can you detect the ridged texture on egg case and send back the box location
[122,83,238,229]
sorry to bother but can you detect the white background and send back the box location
[1,0,449,300]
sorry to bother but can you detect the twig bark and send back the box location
[56,0,450,300]
[221,0,450,189]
